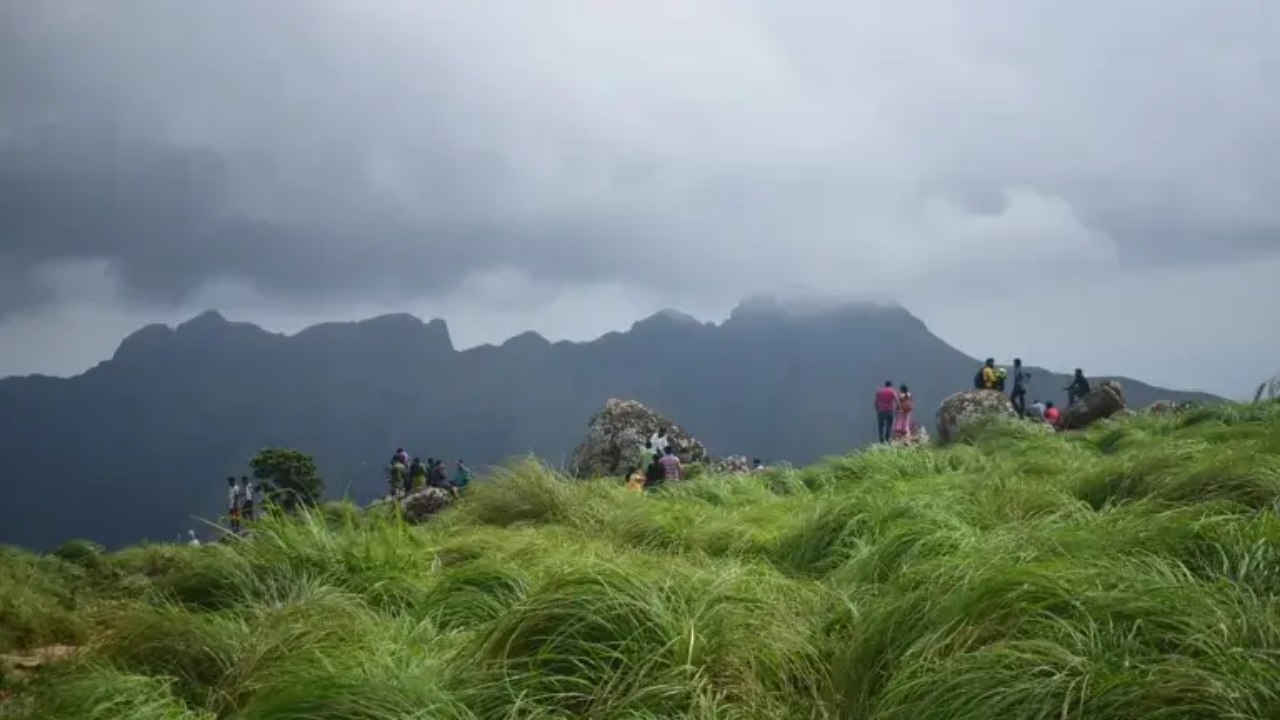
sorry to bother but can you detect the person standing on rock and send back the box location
[892,384,915,439]
[1011,358,1031,415]
[975,359,997,390]
[226,476,242,533]
[1066,369,1091,406]
[409,457,427,494]
[650,428,670,456]
[388,456,408,499]
[239,476,255,522]
[874,380,898,443]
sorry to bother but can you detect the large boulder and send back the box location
[935,389,1016,445]
[400,487,454,523]
[367,486,454,524]
[710,455,752,474]
[1145,399,1189,415]
[1058,381,1126,430]
[570,398,709,478]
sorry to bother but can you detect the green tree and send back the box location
[249,447,324,510]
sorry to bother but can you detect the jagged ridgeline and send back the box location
[3,400,1279,718]
[0,300,1219,550]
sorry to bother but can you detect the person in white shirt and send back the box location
[649,428,670,455]
[239,476,255,522]
[226,476,242,533]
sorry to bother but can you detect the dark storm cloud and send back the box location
[2,0,1279,317]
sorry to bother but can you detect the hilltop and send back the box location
[0,297,1219,549]
[2,400,1278,718]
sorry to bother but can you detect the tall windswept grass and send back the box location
[4,400,1280,719]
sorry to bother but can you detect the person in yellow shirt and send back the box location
[976,358,997,389]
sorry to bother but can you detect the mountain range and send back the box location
[0,297,1219,549]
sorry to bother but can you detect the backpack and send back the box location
[974,369,986,389]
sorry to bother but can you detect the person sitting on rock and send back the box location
[428,459,459,498]
[994,366,1008,392]
[1043,400,1060,426]
[1066,369,1091,405]
[1027,398,1046,421]
[453,460,472,489]
[752,458,766,472]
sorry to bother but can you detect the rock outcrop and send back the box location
[935,389,1016,445]
[399,487,454,523]
[1145,399,1189,415]
[570,398,708,478]
[1254,371,1279,403]
[367,486,454,524]
[891,424,931,447]
[1058,381,1126,430]
[710,455,752,474]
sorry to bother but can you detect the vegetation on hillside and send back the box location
[2,401,1279,719]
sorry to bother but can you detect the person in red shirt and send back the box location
[874,380,898,443]
[1043,401,1060,426]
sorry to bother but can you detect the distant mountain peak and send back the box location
[731,294,905,319]
[177,309,228,329]
[630,308,706,333]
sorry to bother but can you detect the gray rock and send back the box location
[570,398,709,478]
[1059,381,1125,430]
[710,455,752,474]
[935,389,1016,445]
[398,486,454,523]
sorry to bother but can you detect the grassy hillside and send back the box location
[3,401,1279,719]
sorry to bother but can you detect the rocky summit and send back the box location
[570,398,709,478]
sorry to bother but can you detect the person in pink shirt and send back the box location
[874,380,898,443]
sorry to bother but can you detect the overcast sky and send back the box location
[2,0,1277,398]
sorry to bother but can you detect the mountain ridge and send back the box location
[0,297,1221,549]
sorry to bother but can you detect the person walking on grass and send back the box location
[892,384,915,440]
[659,446,683,482]
[874,380,897,443]
[226,476,242,533]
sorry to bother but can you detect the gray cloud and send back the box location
[2,0,1279,320]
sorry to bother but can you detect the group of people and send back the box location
[225,476,256,532]
[975,358,1092,426]
[624,427,687,490]
[387,448,472,499]
[873,382,916,443]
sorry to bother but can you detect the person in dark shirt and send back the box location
[1066,369,1091,405]
[428,459,459,498]
[1010,358,1031,415]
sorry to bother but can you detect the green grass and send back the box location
[3,401,1280,719]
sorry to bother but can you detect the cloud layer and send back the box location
[2,1,1278,395]
[4,0,1278,313]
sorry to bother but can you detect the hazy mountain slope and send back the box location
[0,299,1219,548]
